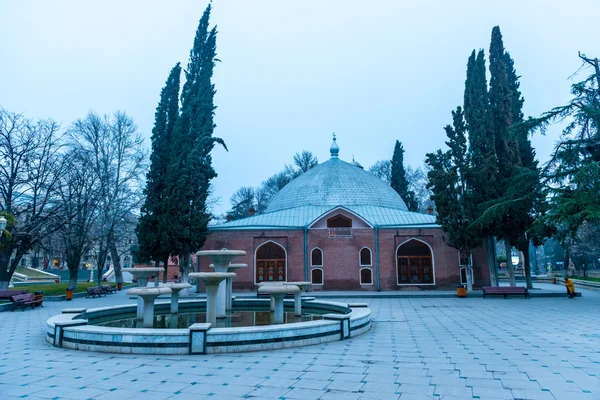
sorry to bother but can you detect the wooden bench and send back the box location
[0,289,28,300]
[483,286,530,299]
[10,293,43,311]
[86,286,107,298]
[101,284,117,294]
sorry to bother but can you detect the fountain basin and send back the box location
[46,299,371,355]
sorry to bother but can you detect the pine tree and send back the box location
[137,62,181,282]
[463,49,499,286]
[164,4,225,282]
[527,52,600,277]
[391,140,418,211]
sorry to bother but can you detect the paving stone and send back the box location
[1,285,599,400]
[325,379,364,392]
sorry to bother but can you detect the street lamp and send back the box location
[0,216,6,237]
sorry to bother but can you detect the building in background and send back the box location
[199,138,490,291]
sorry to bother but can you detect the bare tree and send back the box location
[293,150,318,173]
[0,108,65,289]
[56,149,100,291]
[70,111,147,286]
[369,160,392,184]
[406,165,434,212]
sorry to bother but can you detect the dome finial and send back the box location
[330,132,339,158]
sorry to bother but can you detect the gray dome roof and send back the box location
[265,157,408,213]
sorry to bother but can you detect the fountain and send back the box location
[47,296,371,354]
[47,250,371,354]
[122,267,164,319]
[164,283,192,314]
[127,286,172,328]
[189,272,236,325]
[196,249,245,318]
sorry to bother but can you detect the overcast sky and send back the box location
[1,0,599,215]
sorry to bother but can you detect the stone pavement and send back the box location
[0,283,598,400]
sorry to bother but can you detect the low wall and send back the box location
[46,299,371,355]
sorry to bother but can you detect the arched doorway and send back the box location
[396,239,434,285]
[255,241,287,283]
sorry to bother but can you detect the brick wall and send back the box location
[196,226,491,291]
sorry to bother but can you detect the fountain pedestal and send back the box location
[196,250,246,318]
[190,272,236,326]
[122,268,165,319]
[285,281,312,316]
[258,285,300,324]
[164,283,192,313]
[212,263,248,312]
[127,287,172,328]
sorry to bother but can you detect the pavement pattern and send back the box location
[0,283,598,400]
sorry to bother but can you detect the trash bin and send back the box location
[457,285,467,298]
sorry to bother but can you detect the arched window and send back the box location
[396,239,434,285]
[255,241,287,283]
[327,214,352,228]
[311,248,323,266]
[360,247,371,266]
[360,268,373,285]
[311,268,323,285]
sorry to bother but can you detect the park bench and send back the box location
[10,293,43,311]
[86,286,107,298]
[101,284,117,294]
[0,289,28,300]
[482,286,530,299]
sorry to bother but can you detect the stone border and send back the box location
[46,299,371,355]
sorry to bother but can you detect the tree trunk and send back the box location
[154,260,160,287]
[0,248,13,290]
[162,256,169,283]
[486,236,498,287]
[180,253,190,285]
[563,246,570,278]
[531,242,540,275]
[0,245,25,288]
[109,239,123,285]
[522,244,533,290]
[505,241,516,287]
[68,267,79,291]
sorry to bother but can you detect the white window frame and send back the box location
[311,247,324,267]
[359,267,373,285]
[395,238,436,286]
[253,240,288,284]
[311,268,324,286]
[359,247,372,267]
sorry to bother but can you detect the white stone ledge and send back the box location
[46,299,371,354]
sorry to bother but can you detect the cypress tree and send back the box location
[165,4,226,282]
[426,107,480,289]
[137,62,181,282]
[463,49,499,286]
[505,50,549,289]
[485,26,548,288]
[391,140,418,211]
[487,26,520,286]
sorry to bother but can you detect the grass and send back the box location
[573,276,600,282]
[12,282,119,296]
[15,267,57,278]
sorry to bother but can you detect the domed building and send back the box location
[199,137,490,290]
